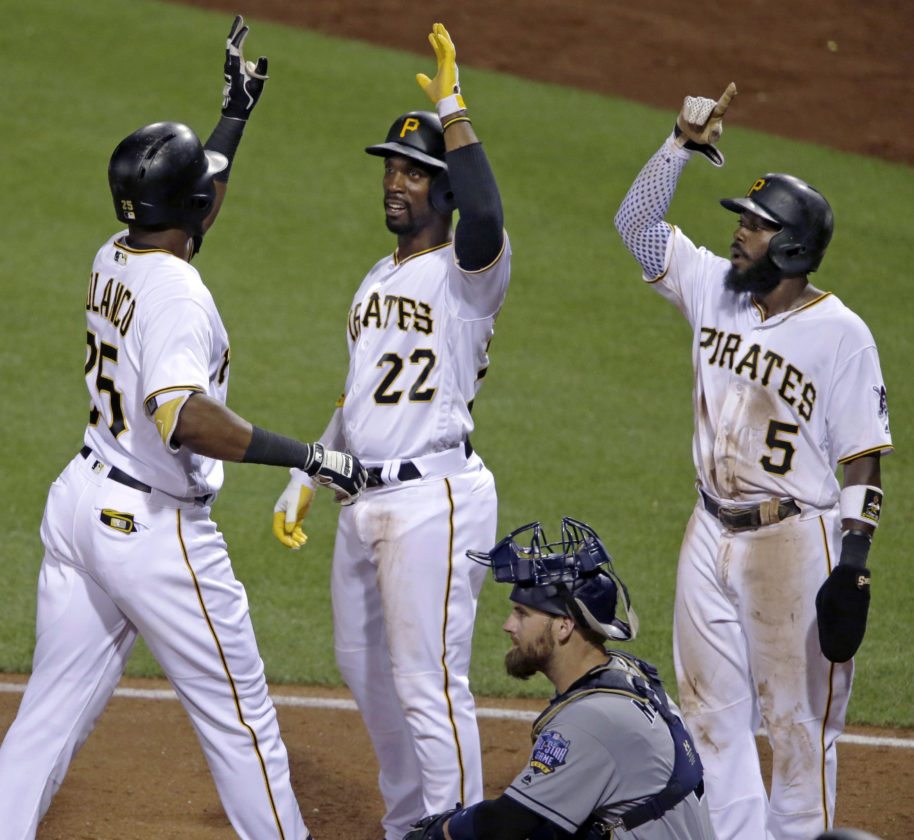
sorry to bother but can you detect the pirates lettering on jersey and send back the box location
[699,326,816,420]
[86,271,136,337]
[347,292,434,341]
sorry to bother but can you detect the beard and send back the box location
[724,252,784,295]
[505,621,556,680]
[385,210,417,235]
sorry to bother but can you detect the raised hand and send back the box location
[222,15,269,121]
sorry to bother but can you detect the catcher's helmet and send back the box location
[720,173,834,274]
[108,122,227,236]
[468,518,639,642]
[365,111,455,214]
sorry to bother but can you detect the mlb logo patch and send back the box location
[529,730,570,775]
[115,250,128,265]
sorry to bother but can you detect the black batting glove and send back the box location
[815,531,872,663]
[304,443,367,505]
[222,15,269,121]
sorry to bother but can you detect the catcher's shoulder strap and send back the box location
[533,651,704,835]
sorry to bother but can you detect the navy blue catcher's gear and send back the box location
[720,173,834,274]
[108,122,227,237]
[468,517,639,641]
[365,110,456,214]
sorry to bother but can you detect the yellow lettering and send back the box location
[400,117,420,137]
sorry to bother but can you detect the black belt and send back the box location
[79,446,212,504]
[700,488,800,532]
[366,440,473,487]
[80,445,152,493]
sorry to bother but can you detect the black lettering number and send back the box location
[760,420,799,475]
[85,331,127,437]
[373,349,438,404]
[408,349,437,402]
[374,353,404,404]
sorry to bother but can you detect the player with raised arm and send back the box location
[404,517,714,840]
[613,85,892,840]
[0,17,364,839]
[272,22,510,840]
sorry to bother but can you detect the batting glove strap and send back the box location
[305,443,368,503]
[673,83,737,168]
[221,15,269,121]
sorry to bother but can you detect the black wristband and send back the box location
[242,425,313,470]
[204,116,246,183]
[840,530,872,569]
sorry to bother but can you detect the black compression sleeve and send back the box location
[242,425,313,470]
[448,142,505,271]
[204,116,246,183]
[470,794,551,840]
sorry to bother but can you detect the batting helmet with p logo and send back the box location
[365,111,455,214]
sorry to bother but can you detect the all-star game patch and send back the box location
[529,730,570,775]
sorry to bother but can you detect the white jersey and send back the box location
[340,234,511,462]
[83,232,230,499]
[651,227,893,510]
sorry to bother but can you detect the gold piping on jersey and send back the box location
[455,228,508,275]
[393,240,451,266]
[175,509,286,839]
[817,515,835,832]
[114,239,172,256]
[837,443,894,464]
[145,385,205,405]
[440,478,467,804]
[754,291,833,323]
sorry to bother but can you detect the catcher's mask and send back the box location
[468,517,639,642]
[720,173,834,274]
[108,122,227,239]
[365,110,455,215]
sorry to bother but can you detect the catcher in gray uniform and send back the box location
[404,518,713,840]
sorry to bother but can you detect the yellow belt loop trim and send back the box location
[176,509,286,839]
[440,478,466,804]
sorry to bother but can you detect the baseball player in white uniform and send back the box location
[403,517,714,840]
[272,24,510,840]
[614,85,893,840]
[0,19,365,839]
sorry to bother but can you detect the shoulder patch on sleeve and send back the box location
[529,730,571,775]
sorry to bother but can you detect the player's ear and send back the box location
[555,616,577,644]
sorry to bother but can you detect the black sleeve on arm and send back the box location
[204,116,246,183]
[448,142,505,272]
[471,794,555,840]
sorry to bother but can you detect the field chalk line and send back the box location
[1,681,911,750]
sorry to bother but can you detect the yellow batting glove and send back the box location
[415,22,466,117]
[272,469,316,549]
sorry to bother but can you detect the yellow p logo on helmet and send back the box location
[399,117,421,138]
[747,178,767,196]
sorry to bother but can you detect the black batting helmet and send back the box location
[468,518,639,642]
[365,111,455,214]
[108,122,227,236]
[721,173,834,274]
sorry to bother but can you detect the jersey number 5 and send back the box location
[760,419,799,475]
[374,349,437,404]
[86,331,127,438]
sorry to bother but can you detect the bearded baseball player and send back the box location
[272,22,510,840]
[614,85,893,840]
[403,517,714,840]
[0,17,365,839]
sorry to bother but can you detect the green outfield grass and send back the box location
[1,0,911,726]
